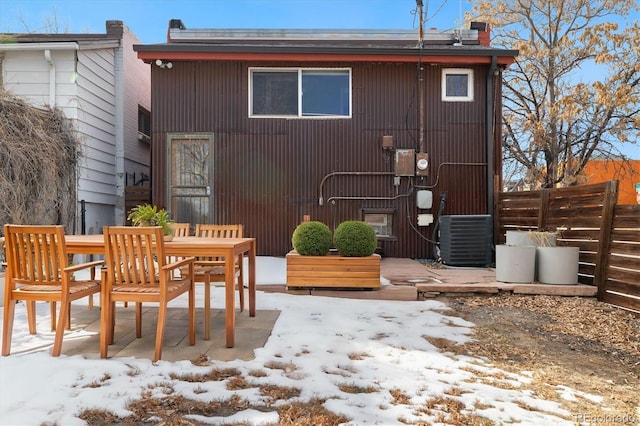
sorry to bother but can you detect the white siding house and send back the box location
[0,21,150,234]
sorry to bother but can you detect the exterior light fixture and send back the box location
[155,59,173,69]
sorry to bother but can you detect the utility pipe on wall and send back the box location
[318,171,395,206]
[43,49,56,107]
[486,55,498,215]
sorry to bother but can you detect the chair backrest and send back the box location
[195,224,243,239]
[3,224,67,286]
[172,223,191,237]
[103,226,166,286]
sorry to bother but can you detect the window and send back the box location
[138,106,151,142]
[442,68,474,102]
[250,68,351,118]
[362,209,395,238]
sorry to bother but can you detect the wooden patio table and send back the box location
[64,234,256,348]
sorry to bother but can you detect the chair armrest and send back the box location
[64,260,105,274]
[194,260,225,267]
[164,257,195,273]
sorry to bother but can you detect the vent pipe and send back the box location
[416,0,425,154]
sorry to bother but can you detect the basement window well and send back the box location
[362,209,395,239]
[442,68,474,102]
[249,67,351,118]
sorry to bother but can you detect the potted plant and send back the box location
[291,221,332,255]
[127,204,175,238]
[286,220,381,289]
[498,229,579,284]
[333,220,378,257]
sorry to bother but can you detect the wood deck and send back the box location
[259,257,598,301]
[381,258,597,299]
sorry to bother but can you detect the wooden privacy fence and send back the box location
[496,181,640,312]
[124,186,151,216]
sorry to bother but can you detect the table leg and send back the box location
[225,249,235,348]
[204,276,211,341]
[249,242,256,317]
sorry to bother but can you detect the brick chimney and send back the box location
[470,22,491,46]
[106,20,124,38]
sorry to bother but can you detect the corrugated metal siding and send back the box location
[151,61,492,258]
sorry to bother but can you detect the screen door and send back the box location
[167,134,213,225]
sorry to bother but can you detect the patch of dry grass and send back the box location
[275,399,349,426]
[389,388,411,405]
[337,382,378,394]
[416,395,494,425]
[259,384,301,404]
[169,367,241,382]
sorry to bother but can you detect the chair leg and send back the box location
[154,301,168,362]
[52,297,69,357]
[204,275,211,341]
[100,294,110,358]
[27,301,37,334]
[100,268,111,357]
[109,301,116,345]
[237,276,245,312]
[136,302,143,338]
[238,255,245,312]
[66,303,71,330]
[2,296,16,356]
[188,280,196,346]
[88,267,95,310]
[50,302,57,331]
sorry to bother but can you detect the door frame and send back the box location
[165,132,214,224]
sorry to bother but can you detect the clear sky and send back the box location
[0,0,472,43]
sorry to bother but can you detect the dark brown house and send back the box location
[134,20,517,259]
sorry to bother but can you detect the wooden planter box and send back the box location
[286,250,381,290]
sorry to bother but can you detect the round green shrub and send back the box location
[333,220,377,257]
[292,221,332,255]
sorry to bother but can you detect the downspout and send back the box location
[416,1,425,154]
[486,55,498,215]
[43,49,56,106]
[114,37,125,225]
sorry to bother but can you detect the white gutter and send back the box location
[0,41,119,51]
[0,42,79,51]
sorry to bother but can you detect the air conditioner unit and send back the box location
[439,215,493,266]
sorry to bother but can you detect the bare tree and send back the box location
[471,0,640,188]
[14,5,70,34]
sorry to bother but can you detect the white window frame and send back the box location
[248,67,352,118]
[441,68,474,102]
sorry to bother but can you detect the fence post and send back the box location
[595,180,619,300]
[493,176,501,247]
[537,189,550,231]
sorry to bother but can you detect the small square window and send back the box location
[362,209,395,238]
[442,68,474,102]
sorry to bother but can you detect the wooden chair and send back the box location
[167,223,192,282]
[2,224,103,357]
[182,224,244,341]
[101,226,195,362]
[172,222,191,237]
